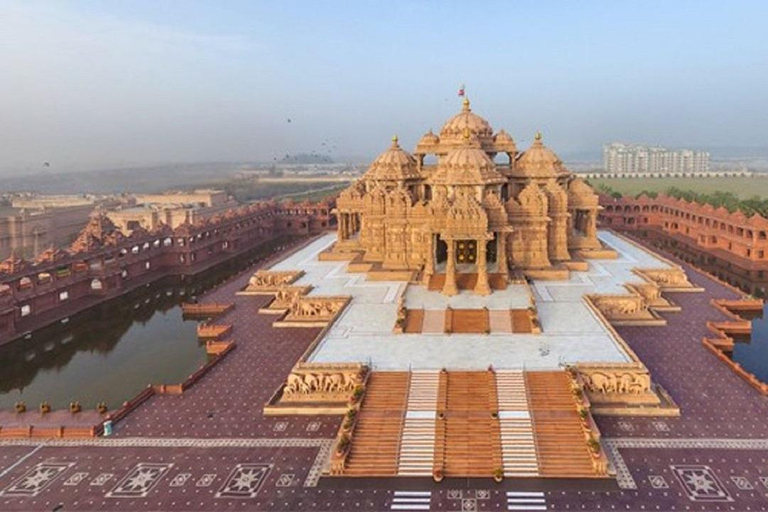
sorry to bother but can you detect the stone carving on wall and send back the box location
[589,294,648,319]
[581,370,651,395]
[244,270,304,293]
[284,296,348,323]
[269,285,312,310]
[574,363,666,411]
[281,364,366,402]
[635,267,695,290]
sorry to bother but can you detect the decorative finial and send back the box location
[462,127,471,141]
[534,131,542,142]
[462,97,471,111]
[391,135,399,146]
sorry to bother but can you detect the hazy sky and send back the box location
[2,0,767,174]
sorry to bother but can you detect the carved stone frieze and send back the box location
[635,267,697,290]
[283,296,349,323]
[244,270,304,293]
[589,294,648,319]
[281,364,366,403]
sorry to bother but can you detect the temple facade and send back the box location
[333,99,602,295]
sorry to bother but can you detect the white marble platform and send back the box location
[268,231,671,370]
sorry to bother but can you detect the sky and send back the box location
[1,0,767,174]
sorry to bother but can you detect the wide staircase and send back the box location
[341,370,600,479]
[441,371,502,477]
[343,372,409,476]
[496,371,539,477]
[526,371,595,478]
[397,371,440,476]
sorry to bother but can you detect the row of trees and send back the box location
[594,183,768,218]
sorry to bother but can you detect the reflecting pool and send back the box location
[0,235,296,410]
[731,305,768,384]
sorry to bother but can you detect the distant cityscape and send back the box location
[603,142,710,174]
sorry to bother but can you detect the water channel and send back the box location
[731,304,768,384]
[0,236,298,411]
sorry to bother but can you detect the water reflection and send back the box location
[732,305,768,384]
[0,235,297,411]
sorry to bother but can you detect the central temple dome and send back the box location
[430,131,506,186]
[439,98,494,142]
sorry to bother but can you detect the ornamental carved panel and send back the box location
[589,294,648,319]
[270,285,312,310]
[284,296,348,322]
[578,367,651,396]
[281,364,366,402]
[635,267,693,289]
[244,270,304,293]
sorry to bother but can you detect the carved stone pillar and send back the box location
[475,238,491,295]
[423,233,435,285]
[443,240,458,296]
[338,213,347,240]
[586,210,598,239]
[497,232,508,278]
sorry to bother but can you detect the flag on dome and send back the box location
[458,84,465,97]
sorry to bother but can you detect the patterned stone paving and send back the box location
[2,236,768,510]
[597,253,768,440]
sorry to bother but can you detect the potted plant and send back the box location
[336,434,351,456]
[432,468,444,483]
[492,467,504,483]
[14,401,26,414]
[587,437,601,457]
[343,408,357,431]
[350,385,364,404]
[40,401,51,414]
[69,401,82,414]
[97,402,108,414]
[578,407,589,427]
[491,411,499,419]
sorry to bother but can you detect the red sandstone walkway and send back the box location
[598,244,768,439]
[4,238,768,511]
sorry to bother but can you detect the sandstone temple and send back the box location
[333,98,604,295]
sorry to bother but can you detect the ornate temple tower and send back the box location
[332,99,604,295]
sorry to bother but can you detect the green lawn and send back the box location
[587,176,768,199]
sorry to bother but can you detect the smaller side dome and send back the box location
[492,128,517,154]
[418,129,440,146]
[493,129,514,144]
[515,132,564,177]
[364,136,421,183]
[568,178,599,209]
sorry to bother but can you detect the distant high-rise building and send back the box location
[603,143,709,174]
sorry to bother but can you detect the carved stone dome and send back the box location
[439,99,494,142]
[515,132,564,177]
[493,129,515,144]
[418,130,439,146]
[364,136,420,183]
[430,132,506,186]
